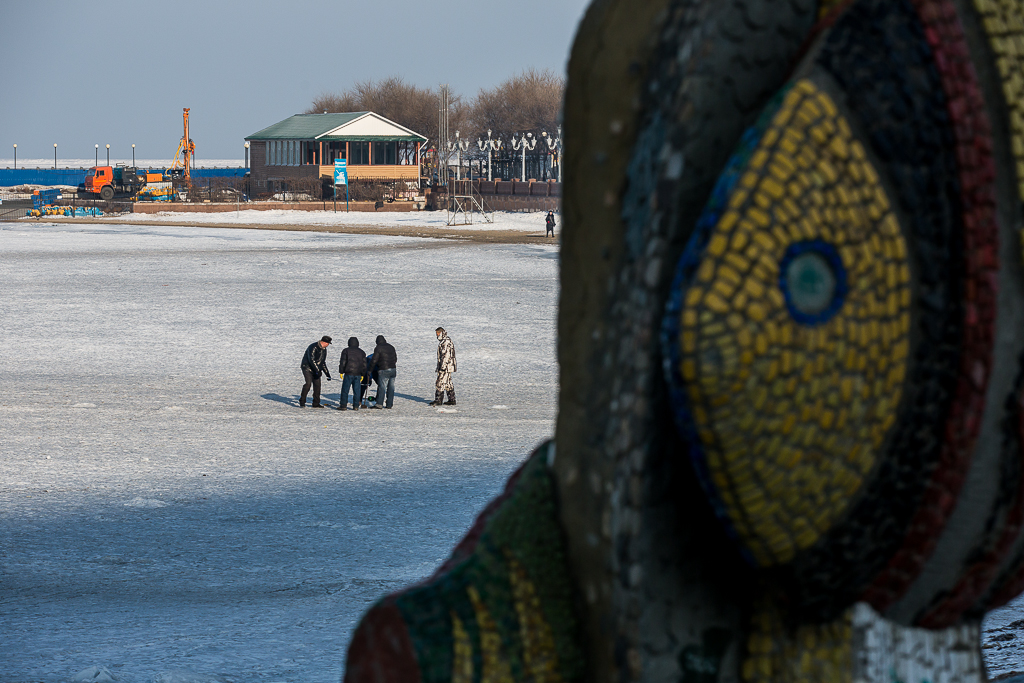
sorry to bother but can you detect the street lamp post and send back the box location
[54,143,57,170]
[510,133,537,182]
[106,144,110,165]
[244,141,250,170]
[542,126,563,183]
[132,144,135,166]
[456,131,470,182]
[12,144,16,170]
[445,133,459,182]
[477,129,502,182]
[95,144,99,166]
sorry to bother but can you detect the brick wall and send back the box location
[132,201,420,214]
[478,196,560,212]
[452,179,562,197]
[249,141,266,171]
[249,141,320,189]
[425,188,559,213]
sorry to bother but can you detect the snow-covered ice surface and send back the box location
[982,593,1024,678]
[105,208,553,233]
[0,221,558,683]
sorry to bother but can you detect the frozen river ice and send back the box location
[3,220,1024,682]
[0,221,559,683]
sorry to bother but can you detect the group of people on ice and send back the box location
[298,328,457,410]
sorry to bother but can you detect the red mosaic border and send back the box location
[979,379,1024,610]
[859,0,1000,623]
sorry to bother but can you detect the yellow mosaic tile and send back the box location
[467,585,515,683]
[507,554,562,683]
[742,598,853,683]
[972,0,1024,262]
[451,612,474,683]
[676,79,912,567]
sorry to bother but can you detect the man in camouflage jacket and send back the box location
[431,327,457,406]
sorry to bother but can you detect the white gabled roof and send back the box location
[317,112,426,141]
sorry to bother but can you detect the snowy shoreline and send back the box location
[10,208,559,236]
[105,208,553,232]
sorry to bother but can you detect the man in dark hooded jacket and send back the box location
[300,336,332,408]
[337,337,367,411]
[370,335,398,409]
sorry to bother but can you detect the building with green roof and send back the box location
[245,111,427,194]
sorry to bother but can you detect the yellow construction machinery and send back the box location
[167,108,195,181]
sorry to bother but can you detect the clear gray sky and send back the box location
[3,0,591,163]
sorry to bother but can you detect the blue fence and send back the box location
[190,168,248,179]
[0,167,248,187]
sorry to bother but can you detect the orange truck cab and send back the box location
[83,166,115,199]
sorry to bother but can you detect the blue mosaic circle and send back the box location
[779,240,848,326]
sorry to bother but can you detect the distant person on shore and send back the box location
[337,337,367,411]
[545,211,556,238]
[430,327,457,406]
[300,336,332,408]
[370,335,398,409]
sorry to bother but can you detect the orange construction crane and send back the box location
[168,107,195,181]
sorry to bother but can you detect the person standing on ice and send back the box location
[361,353,378,407]
[337,337,367,411]
[430,327,457,406]
[545,211,556,238]
[370,335,398,409]
[300,336,332,408]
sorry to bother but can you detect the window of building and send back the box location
[372,141,397,165]
[265,138,420,166]
[398,141,417,165]
[323,142,346,165]
[350,142,370,165]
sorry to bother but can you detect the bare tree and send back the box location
[307,91,360,115]
[304,71,563,166]
[305,77,465,147]
[470,69,565,141]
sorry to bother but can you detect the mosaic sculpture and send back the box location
[345,0,1024,680]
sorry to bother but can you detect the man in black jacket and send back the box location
[370,335,398,409]
[300,336,332,408]
[338,337,367,411]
